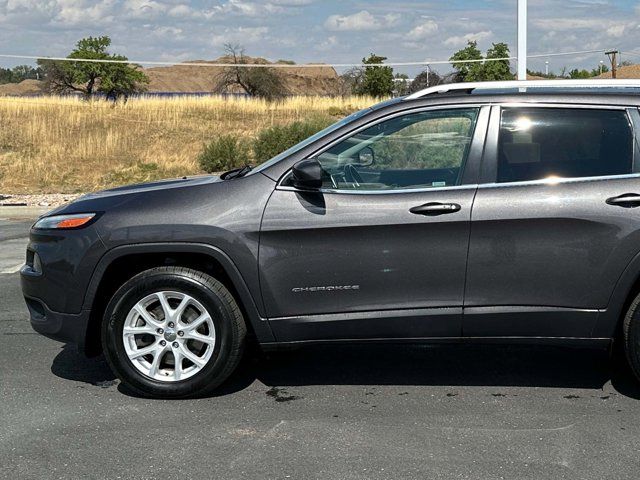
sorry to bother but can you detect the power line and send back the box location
[0,49,608,69]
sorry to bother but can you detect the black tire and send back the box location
[101,266,246,398]
[622,291,640,382]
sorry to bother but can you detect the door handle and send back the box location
[606,194,640,208]
[410,202,461,216]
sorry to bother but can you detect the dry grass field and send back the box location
[0,95,375,194]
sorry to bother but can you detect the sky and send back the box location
[1,0,640,75]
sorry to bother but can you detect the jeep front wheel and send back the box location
[102,266,246,398]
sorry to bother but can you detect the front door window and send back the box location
[315,108,480,191]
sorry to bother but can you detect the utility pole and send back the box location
[518,0,527,80]
[606,50,619,78]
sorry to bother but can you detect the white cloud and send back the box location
[151,25,184,39]
[167,4,193,18]
[407,19,438,40]
[324,10,400,32]
[444,30,493,47]
[317,35,338,51]
[122,0,171,19]
[535,17,635,39]
[534,18,602,30]
[606,24,626,38]
[213,0,306,17]
[211,26,269,46]
[270,0,315,5]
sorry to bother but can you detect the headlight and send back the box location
[33,213,96,230]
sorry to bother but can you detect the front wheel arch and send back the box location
[83,244,274,356]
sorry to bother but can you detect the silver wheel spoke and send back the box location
[148,347,166,377]
[156,291,174,322]
[123,325,156,336]
[123,290,216,382]
[179,345,206,368]
[129,343,158,359]
[183,330,215,345]
[183,313,210,332]
[134,305,162,329]
[173,350,183,381]
[174,296,191,324]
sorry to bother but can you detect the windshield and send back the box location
[249,107,372,175]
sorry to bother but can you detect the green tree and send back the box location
[338,67,364,95]
[393,73,410,96]
[483,43,513,80]
[450,41,483,81]
[526,68,559,79]
[569,68,591,79]
[450,41,514,82]
[38,36,148,100]
[215,43,288,101]
[355,54,394,97]
[409,69,459,93]
[0,67,12,84]
[0,65,43,84]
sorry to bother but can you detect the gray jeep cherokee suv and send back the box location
[21,80,640,398]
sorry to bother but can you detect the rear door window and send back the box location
[497,107,634,183]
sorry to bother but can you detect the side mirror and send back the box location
[357,146,374,166]
[291,158,323,190]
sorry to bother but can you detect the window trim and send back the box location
[477,172,640,190]
[276,105,490,195]
[480,103,636,187]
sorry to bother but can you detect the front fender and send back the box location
[82,242,275,343]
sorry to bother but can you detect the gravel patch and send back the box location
[0,193,82,208]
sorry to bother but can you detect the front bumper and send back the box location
[19,223,106,354]
[23,291,91,350]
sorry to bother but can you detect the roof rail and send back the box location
[404,79,640,100]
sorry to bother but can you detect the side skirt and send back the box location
[260,336,612,351]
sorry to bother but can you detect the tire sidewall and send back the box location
[102,270,236,398]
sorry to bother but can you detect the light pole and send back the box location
[600,60,604,76]
[545,61,549,76]
[518,0,527,80]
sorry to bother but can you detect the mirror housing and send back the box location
[291,158,323,190]
[357,146,374,166]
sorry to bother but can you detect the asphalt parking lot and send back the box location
[2,215,640,479]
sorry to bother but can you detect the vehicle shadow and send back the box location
[256,343,640,400]
[51,344,116,386]
[50,343,640,400]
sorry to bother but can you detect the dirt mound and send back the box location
[144,56,341,95]
[595,64,640,79]
[0,79,45,96]
[0,56,342,96]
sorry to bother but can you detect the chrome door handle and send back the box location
[410,202,461,216]
[606,194,640,208]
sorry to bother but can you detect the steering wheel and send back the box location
[344,164,364,187]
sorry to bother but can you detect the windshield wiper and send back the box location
[221,165,253,180]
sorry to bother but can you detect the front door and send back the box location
[259,106,488,342]
[465,105,640,337]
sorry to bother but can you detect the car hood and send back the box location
[45,175,220,217]
[80,175,219,200]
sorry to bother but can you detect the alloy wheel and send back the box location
[122,291,216,382]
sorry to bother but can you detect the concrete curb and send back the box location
[0,206,50,220]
